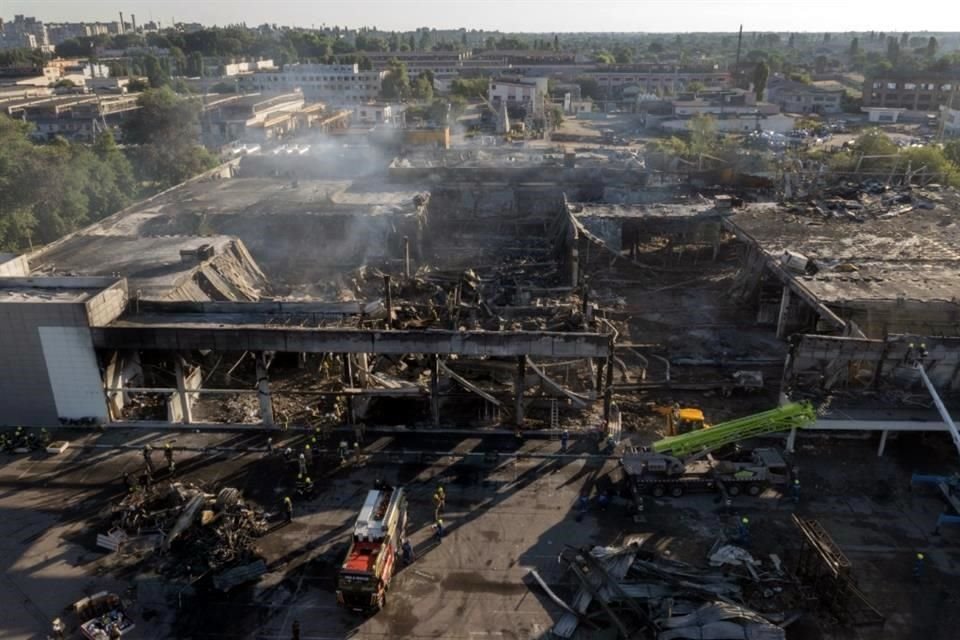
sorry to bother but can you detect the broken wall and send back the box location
[785,334,960,394]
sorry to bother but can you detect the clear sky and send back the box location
[5,0,958,33]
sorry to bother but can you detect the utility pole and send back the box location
[735,25,744,87]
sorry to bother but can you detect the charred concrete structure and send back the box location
[1,147,958,444]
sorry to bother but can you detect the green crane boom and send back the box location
[652,402,817,460]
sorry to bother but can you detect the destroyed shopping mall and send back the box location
[1,144,959,640]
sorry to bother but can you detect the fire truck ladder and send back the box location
[652,401,817,460]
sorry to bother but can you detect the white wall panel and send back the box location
[38,326,107,421]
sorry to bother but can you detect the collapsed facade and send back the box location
[0,146,958,451]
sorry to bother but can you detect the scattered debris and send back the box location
[107,483,268,589]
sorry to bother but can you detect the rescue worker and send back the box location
[283,496,294,523]
[142,444,154,475]
[266,437,274,454]
[575,494,589,522]
[304,444,313,468]
[401,539,414,565]
[737,516,751,547]
[39,428,51,446]
[298,452,308,477]
[51,618,66,640]
[597,491,610,511]
[913,552,925,579]
[434,518,444,543]
[303,476,314,495]
[561,429,569,452]
[432,491,443,520]
[338,440,349,463]
[791,479,801,504]
[164,442,175,473]
[353,441,361,462]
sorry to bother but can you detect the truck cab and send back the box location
[674,408,706,434]
[336,487,407,612]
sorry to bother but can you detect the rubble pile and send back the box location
[785,181,943,222]
[541,543,795,640]
[110,483,268,588]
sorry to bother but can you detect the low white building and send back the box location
[239,64,384,105]
[353,103,406,126]
[862,107,906,123]
[941,104,960,137]
[661,113,795,135]
[222,59,275,77]
[489,77,548,118]
[766,78,844,114]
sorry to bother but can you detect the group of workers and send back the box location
[0,427,51,452]
[136,441,177,483]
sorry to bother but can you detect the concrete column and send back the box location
[430,355,441,427]
[515,356,526,427]
[383,275,394,329]
[174,356,193,425]
[786,427,797,453]
[105,351,126,420]
[603,355,614,424]
[776,285,792,339]
[342,354,355,425]
[877,429,889,457]
[569,228,579,287]
[255,352,274,426]
[404,235,411,279]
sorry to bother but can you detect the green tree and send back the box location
[688,114,717,156]
[594,51,615,65]
[575,77,601,100]
[901,145,960,185]
[450,77,489,100]
[122,88,216,187]
[142,53,169,88]
[186,51,204,77]
[849,37,859,57]
[926,36,938,58]
[612,45,633,64]
[887,37,900,64]
[418,30,431,51]
[944,140,960,168]
[752,61,770,101]
[380,58,411,101]
[412,72,434,101]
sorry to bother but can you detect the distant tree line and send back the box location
[0,87,216,252]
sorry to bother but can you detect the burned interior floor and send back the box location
[2,146,960,639]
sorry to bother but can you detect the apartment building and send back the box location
[863,72,959,112]
[239,64,384,104]
[0,15,50,50]
[489,77,548,118]
[588,65,731,98]
[765,78,844,114]
[17,94,140,141]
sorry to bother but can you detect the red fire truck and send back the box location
[336,485,408,612]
